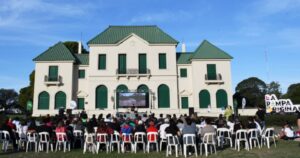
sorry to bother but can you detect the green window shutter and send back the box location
[116,85,128,108]
[98,54,106,70]
[49,66,58,81]
[137,84,149,92]
[207,64,216,80]
[158,84,170,108]
[55,91,66,109]
[78,70,85,78]
[118,54,127,74]
[77,98,85,109]
[216,89,228,108]
[199,90,211,108]
[180,68,187,77]
[159,53,167,69]
[139,54,147,74]
[96,85,108,109]
[181,97,189,109]
[38,91,49,110]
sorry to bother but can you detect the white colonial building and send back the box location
[32,25,234,117]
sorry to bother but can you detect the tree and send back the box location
[0,89,18,108]
[283,83,300,104]
[63,41,88,54]
[19,71,35,107]
[266,81,282,98]
[235,77,267,107]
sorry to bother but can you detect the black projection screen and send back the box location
[118,92,149,108]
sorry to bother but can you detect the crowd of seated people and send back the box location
[0,110,290,152]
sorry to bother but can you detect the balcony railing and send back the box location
[44,75,62,85]
[116,68,151,79]
[205,73,224,85]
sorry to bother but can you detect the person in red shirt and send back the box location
[97,121,113,142]
[55,121,67,133]
[147,121,158,142]
[55,121,67,141]
[7,118,16,131]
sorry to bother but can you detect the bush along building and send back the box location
[32,25,235,117]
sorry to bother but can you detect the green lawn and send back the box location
[1,140,300,158]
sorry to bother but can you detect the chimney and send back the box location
[78,41,82,54]
[181,43,186,53]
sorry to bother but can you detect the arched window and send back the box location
[116,85,128,92]
[38,91,49,109]
[96,85,108,109]
[116,85,128,108]
[199,90,211,108]
[55,91,66,109]
[158,84,170,108]
[137,84,149,92]
[216,89,228,108]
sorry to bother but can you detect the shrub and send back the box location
[265,114,297,127]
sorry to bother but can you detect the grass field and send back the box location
[1,140,300,158]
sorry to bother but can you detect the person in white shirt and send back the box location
[159,118,170,140]
[279,122,295,140]
[226,116,234,133]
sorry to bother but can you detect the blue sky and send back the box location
[0,0,299,93]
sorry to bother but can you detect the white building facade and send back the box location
[32,25,238,117]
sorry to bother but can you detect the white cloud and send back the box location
[0,0,92,27]
[255,0,300,16]
[130,10,195,24]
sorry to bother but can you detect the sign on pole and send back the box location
[265,94,300,113]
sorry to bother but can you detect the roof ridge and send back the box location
[108,25,157,27]
[88,25,178,45]
[191,40,233,59]
[33,42,76,62]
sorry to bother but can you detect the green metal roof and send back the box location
[176,52,193,64]
[74,54,89,65]
[88,25,178,45]
[33,42,76,62]
[192,40,233,59]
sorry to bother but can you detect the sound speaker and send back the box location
[188,107,194,116]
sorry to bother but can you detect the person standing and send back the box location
[224,106,233,121]
[256,106,266,129]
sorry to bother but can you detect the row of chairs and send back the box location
[83,131,160,154]
[0,127,277,157]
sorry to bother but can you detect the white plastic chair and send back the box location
[261,128,276,149]
[73,130,84,148]
[121,133,134,153]
[38,132,53,153]
[110,131,120,153]
[200,132,216,157]
[159,130,167,151]
[183,134,198,158]
[216,128,232,148]
[17,129,27,150]
[0,130,11,152]
[147,132,159,153]
[96,133,110,153]
[235,129,249,151]
[248,129,261,149]
[55,132,70,152]
[134,132,146,153]
[166,134,181,157]
[26,132,38,152]
[83,133,96,154]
